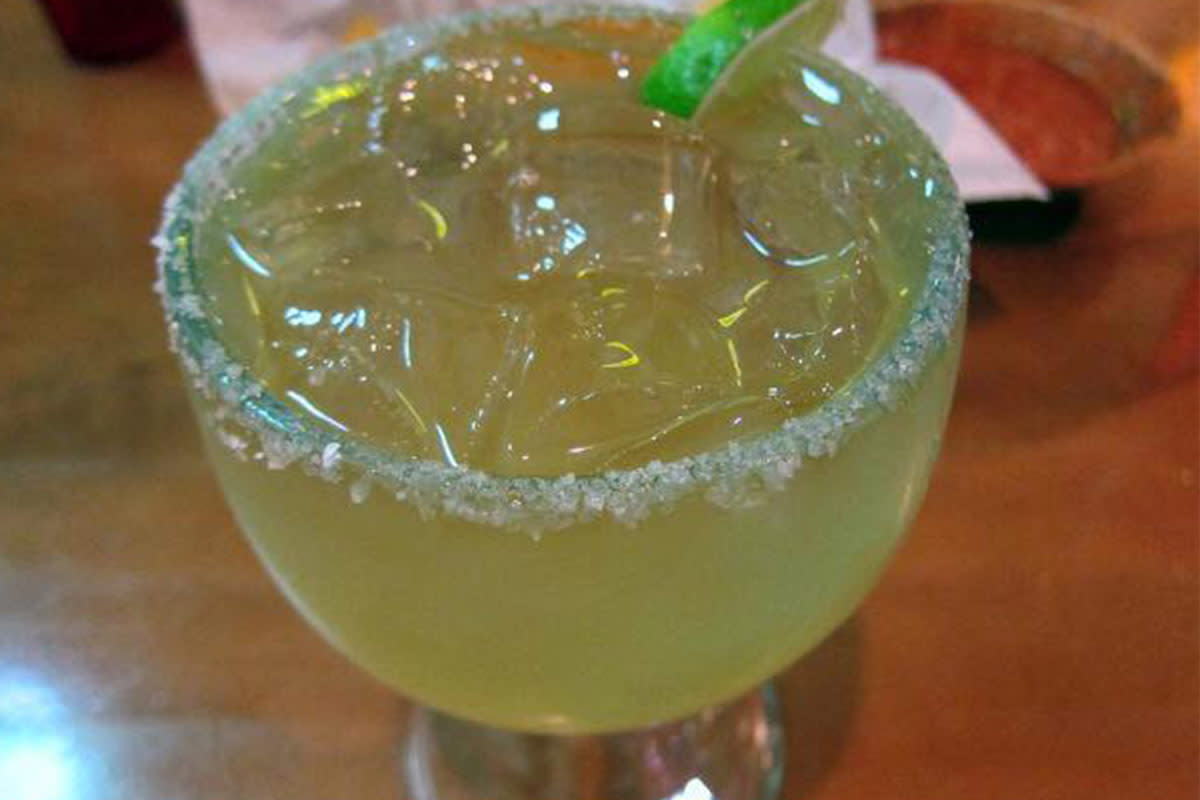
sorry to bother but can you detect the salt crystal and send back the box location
[321,442,342,474]
[349,476,371,504]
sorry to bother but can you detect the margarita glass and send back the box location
[156,5,968,799]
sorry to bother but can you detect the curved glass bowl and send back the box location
[876,0,1180,186]
[156,3,969,738]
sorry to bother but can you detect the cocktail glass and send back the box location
[156,6,969,800]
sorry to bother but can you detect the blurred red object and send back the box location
[875,1,1179,190]
[37,0,180,65]
[877,7,1120,187]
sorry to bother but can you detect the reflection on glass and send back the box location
[800,67,842,105]
[0,676,66,724]
[669,778,714,800]
[0,737,76,800]
[0,674,76,800]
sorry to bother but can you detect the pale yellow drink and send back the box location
[159,7,968,734]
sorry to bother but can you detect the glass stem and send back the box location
[403,686,784,800]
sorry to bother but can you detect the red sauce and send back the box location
[878,10,1121,187]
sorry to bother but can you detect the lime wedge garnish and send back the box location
[641,0,843,119]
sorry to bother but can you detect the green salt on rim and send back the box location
[640,0,843,118]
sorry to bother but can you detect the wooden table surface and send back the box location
[1,1,1196,798]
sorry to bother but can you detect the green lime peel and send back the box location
[641,0,842,118]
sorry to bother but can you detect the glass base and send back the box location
[403,687,784,800]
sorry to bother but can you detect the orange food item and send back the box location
[878,12,1121,186]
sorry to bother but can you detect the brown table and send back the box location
[1,1,1196,798]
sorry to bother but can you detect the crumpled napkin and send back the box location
[183,0,1046,200]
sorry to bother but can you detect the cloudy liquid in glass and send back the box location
[191,12,962,732]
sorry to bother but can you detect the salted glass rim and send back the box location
[154,2,970,533]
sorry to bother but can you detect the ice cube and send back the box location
[218,142,455,289]
[255,276,532,467]
[500,103,721,284]
[367,49,529,177]
[494,276,749,474]
[222,140,518,303]
[727,152,866,272]
[704,112,894,412]
[722,249,890,410]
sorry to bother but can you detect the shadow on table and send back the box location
[776,616,864,799]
